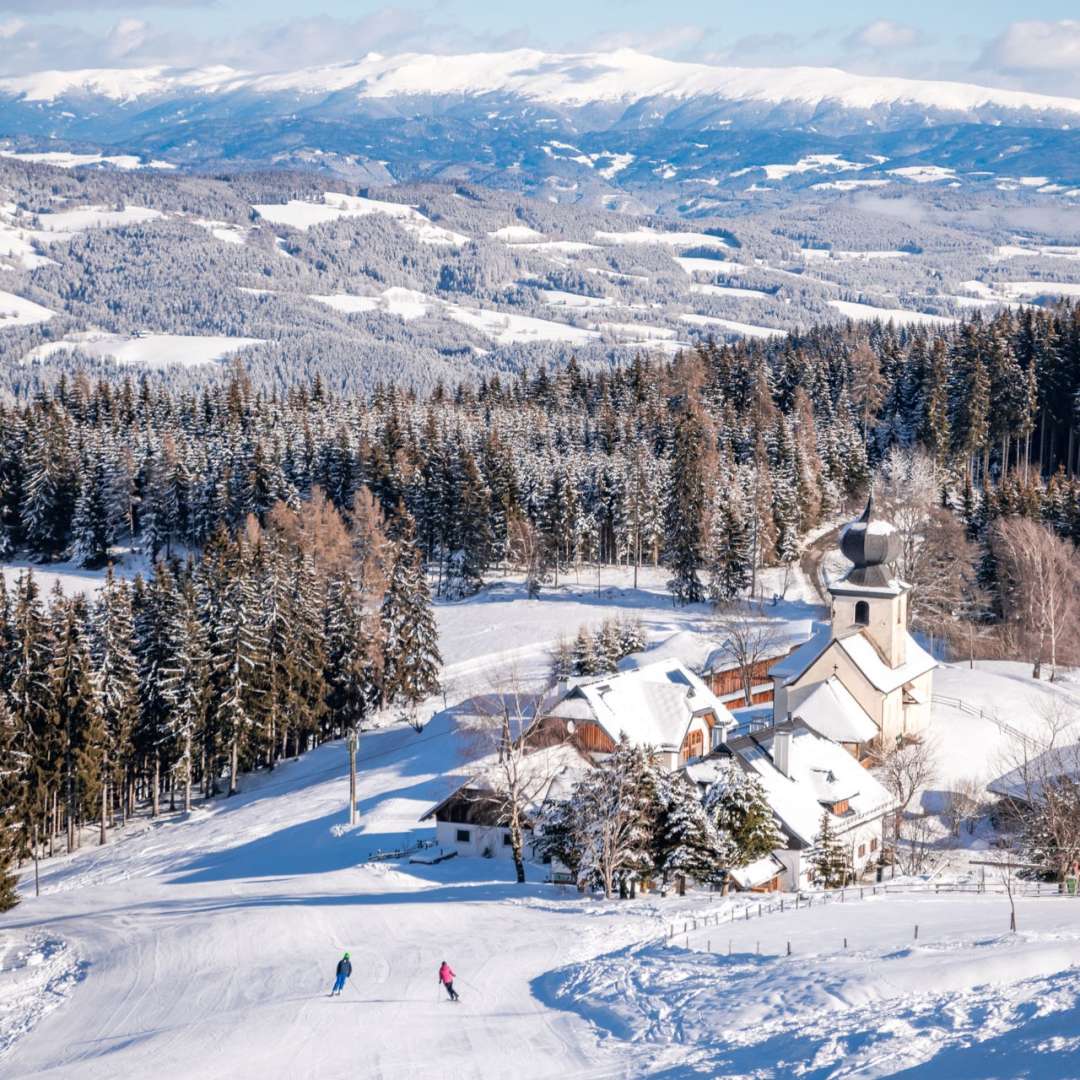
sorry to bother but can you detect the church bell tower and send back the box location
[829,495,910,668]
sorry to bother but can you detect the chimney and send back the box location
[712,723,727,750]
[774,730,792,778]
[556,677,568,698]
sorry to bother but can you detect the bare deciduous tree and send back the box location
[942,775,988,838]
[878,449,978,636]
[712,602,785,706]
[991,518,1080,681]
[873,736,938,876]
[460,670,571,884]
[994,699,1080,882]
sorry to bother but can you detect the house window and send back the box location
[456,829,471,843]
[855,600,870,626]
[829,799,850,816]
[858,843,866,858]
[681,728,704,763]
[870,837,878,853]
[503,833,513,845]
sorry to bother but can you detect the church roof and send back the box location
[788,676,878,744]
[836,632,937,693]
[768,626,937,694]
[767,625,832,684]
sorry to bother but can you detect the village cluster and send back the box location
[426,498,939,894]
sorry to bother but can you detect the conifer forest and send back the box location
[1,293,1079,903]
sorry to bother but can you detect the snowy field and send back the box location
[2,560,1079,1077]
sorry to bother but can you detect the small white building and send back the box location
[419,743,590,863]
[535,659,737,770]
[771,496,937,750]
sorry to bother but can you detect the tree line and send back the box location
[0,493,440,909]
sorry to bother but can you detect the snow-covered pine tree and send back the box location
[706,477,753,603]
[572,627,598,677]
[564,736,659,898]
[379,510,441,720]
[810,810,850,888]
[49,596,102,852]
[549,636,575,682]
[90,569,139,833]
[160,571,209,813]
[8,572,54,844]
[617,616,646,657]
[72,450,120,569]
[595,619,622,674]
[666,405,710,606]
[135,562,181,814]
[325,573,377,824]
[704,762,782,868]
[654,771,726,889]
[207,535,269,795]
[0,696,25,910]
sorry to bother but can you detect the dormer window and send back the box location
[826,798,850,816]
[854,601,869,626]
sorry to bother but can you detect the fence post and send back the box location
[786,940,791,956]
[780,898,784,913]
[914,924,919,940]
[843,937,847,949]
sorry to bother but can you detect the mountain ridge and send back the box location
[3,48,1080,123]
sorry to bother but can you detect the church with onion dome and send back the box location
[768,495,938,755]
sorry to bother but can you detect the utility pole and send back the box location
[347,728,358,827]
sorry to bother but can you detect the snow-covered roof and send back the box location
[551,659,736,752]
[728,853,786,889]
[988,742,1080,802]
[616,629,724,675]
[771,626,936,694]
[789,677,878,744]
[419,742,592,822]
[732,722,897,847]
[836,632,937,693]
[768,625,831,683]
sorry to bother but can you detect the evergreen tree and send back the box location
[810,810,850,888]
[380,512,441,718]
[704,763,782,867]
[666,405,710,605]
[572,627,598,677]
[0,697,24,910]
[654,771,725,887]
[91,569,139,831]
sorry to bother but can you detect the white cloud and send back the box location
[582,24,709,59]
[0,19,26,39]
[844,20,922,53]
[981,20,1080,72]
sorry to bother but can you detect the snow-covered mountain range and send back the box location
[4,48,1080,119]
[3,49,1080,196]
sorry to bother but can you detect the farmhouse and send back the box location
[771,496,937,750]
[535,658,736,770]
[688,718,898,891]
[420,742,590,861]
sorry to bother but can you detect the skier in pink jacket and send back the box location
[438,960,460,1001]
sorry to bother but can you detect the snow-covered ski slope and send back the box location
[3,565,1080,1077]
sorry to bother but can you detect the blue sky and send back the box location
[3,1,1080,97]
